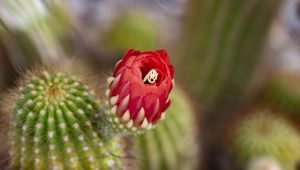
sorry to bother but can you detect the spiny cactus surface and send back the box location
[7,71,123,170]
[231,110,300,170]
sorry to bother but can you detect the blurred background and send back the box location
[1,0,300,169]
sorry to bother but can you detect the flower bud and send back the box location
[105,49,174,134]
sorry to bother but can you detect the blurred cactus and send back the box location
[103,10,159,51]
[176,0,282,115]
[0,26,16,93]
[175,1,283,168]
[262,73,300,119]
[3,70,123,170]
[0,0,71,66]
[134,87,198,170]
[231,109,300,170]
[0,20,40,70]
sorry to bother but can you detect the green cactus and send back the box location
[174,1,283,167]
[175,0,282,115]
[262,73,300,119]
[231,109,300,170]
[0,0,71,66]
[134,87,198,170]
[0,19,40,69]
[103,10,159,51]
[4,70,123,170]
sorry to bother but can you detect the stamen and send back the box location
[143,69,158,84]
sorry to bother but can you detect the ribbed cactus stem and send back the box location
[135,87,197,170]
[176,0,282,115]
[8,71,123,170]
[175,1,283,168]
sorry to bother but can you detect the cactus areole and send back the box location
[105,49,174,134]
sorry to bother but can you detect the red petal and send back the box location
[142,93,159,122]
[168,64,175,78]
[156,49,170,64]
[117,81,130,102]
[114,49,137,76]
[140,50,159,57]
[129,82,145,100]
[152,112,162,124]
[132,49,142,56]
[161,99,171,113]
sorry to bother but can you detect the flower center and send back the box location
[143,69,158,84]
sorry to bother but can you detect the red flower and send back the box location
[105,49,174,133]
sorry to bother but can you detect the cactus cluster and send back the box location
[6,71,123,170]
[231,109,300,170]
